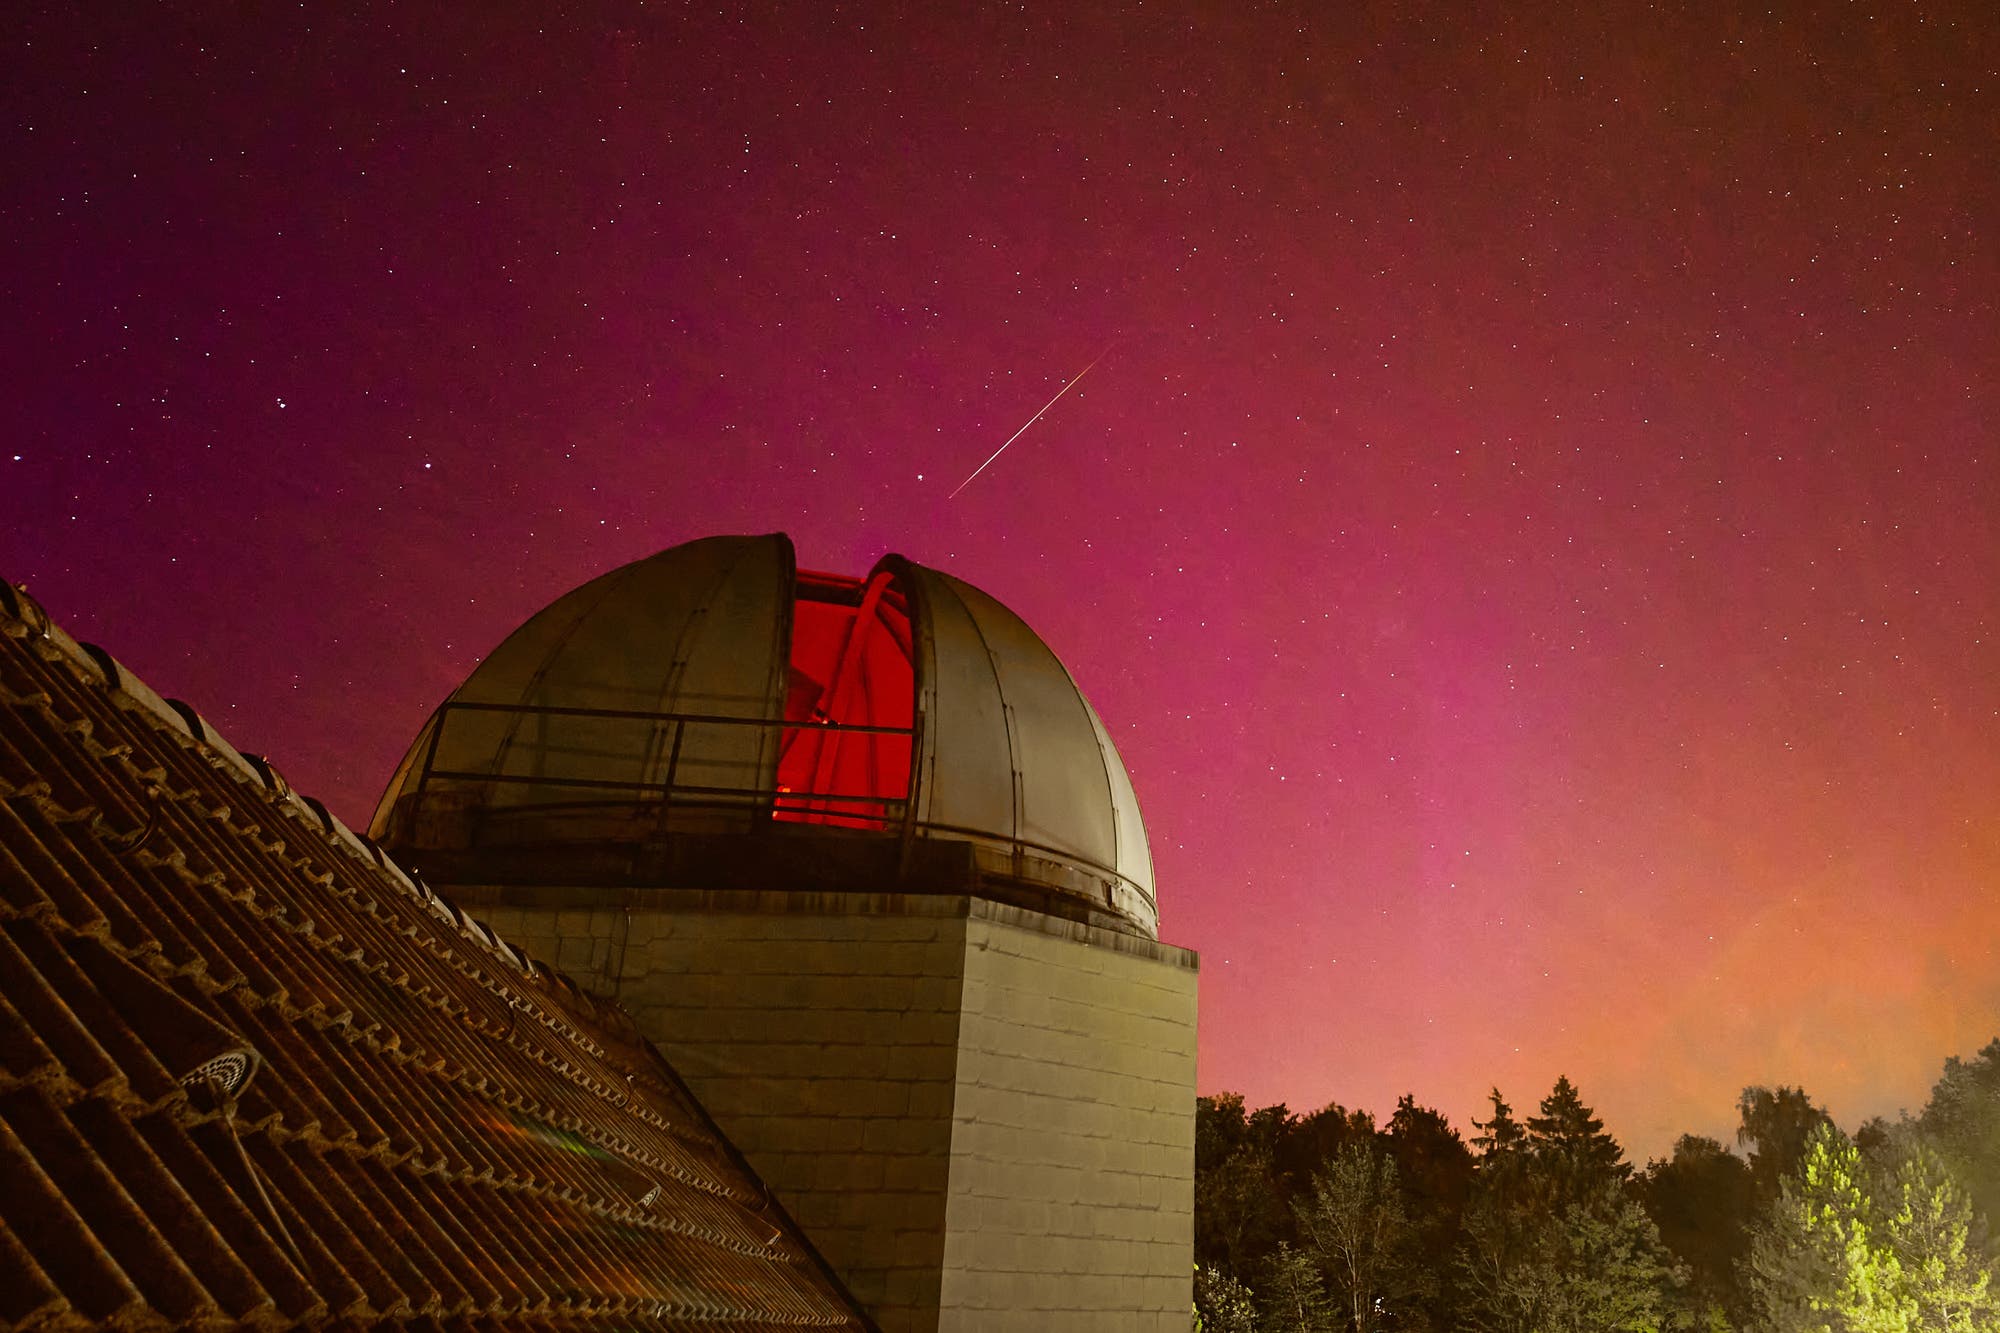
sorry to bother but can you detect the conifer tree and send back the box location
[1460,1078,1686,1332]
[1544,1184,1689,1333]
[1530,1074,1631,1205]
[1473,1089,1527,1158]
[1880,1143,1999,1332]
[1746,1123,1914,1332]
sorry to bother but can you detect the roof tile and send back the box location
[0,583,872,1331]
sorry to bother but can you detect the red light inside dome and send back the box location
[776,567,914,828]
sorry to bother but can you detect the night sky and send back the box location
[6,3,1996,1160]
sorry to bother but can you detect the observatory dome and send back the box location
[370,534,1158,937]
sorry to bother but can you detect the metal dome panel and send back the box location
[373,534,1158,937]
[905,564,1016,843]
[1082,692,1157,911]
[373,535,791,835]
[913,570,1096,838]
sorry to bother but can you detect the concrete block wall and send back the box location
[465,887,1198,1333]
[476,891,970,1333]
[938,901,1198,1332]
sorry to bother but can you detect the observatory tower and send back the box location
[372,534,1198,1333]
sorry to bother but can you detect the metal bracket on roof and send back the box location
[99,783,163,855]
[180,1045,261,1099]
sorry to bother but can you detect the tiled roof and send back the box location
[0,581,872,1332]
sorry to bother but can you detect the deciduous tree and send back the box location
[1384,1094,1473,1328]
[1261,1241,1335,1333]
[1739,1086,1836,1208]
[1295,1142,1425,1333]
[1917,1042,2000,1231]
[1640,1134,1755,1326]
[1196,1262,1261,1333]
[1199,1093,1282,1273]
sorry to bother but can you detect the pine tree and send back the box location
[1474,1088,1527,1159]
[1529,1074,1630,1206]
[1746,1123,1914,1332]
[1881,1143,1999,1332]
[1460,1079,1685,1332]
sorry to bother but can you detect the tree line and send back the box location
[1195,1039,2000,1331]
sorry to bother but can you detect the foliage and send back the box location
[1917,1042,2000,1231]
[1548,1185,1691,1333]
[1293,1141,1427,1332]
[1260,1241,1335,1332]
[1385,1093,1475,1226]
[1745,1120,2000,1333]
[1195,1262,1261,1333]
[1197,1091,1387,1282]
[1739,1086,1837,1207]
[1880,1141,1997,1331]
[1530,1074,1631,1203]
[1472,1088,1528,1158]
[1641,1134,1757,1327]
[1458,1076,1687,1333]
[1383,1093,1475,1328]
[1747,1123,1914,1331]
[1192,1045,2000,1333]
[1199,1092,1284,1273]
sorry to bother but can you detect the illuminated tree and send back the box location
[1746,1123,1913,1332]
[1260,1240,1335,1332]
[1294,1142,1426,1332]
[1195,1262,1261,1333]
[1880,1143,1998,1332]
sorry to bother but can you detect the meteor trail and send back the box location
[948,343,1115,499]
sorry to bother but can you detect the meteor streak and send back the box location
[948,343,1115,499]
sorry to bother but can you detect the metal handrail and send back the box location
[424,766,903,811]
[436,697,914,736]
[413,698,914,824]
[406,699,1154,914]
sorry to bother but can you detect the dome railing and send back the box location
[391,698,1156,931]
[412,697,913,824]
